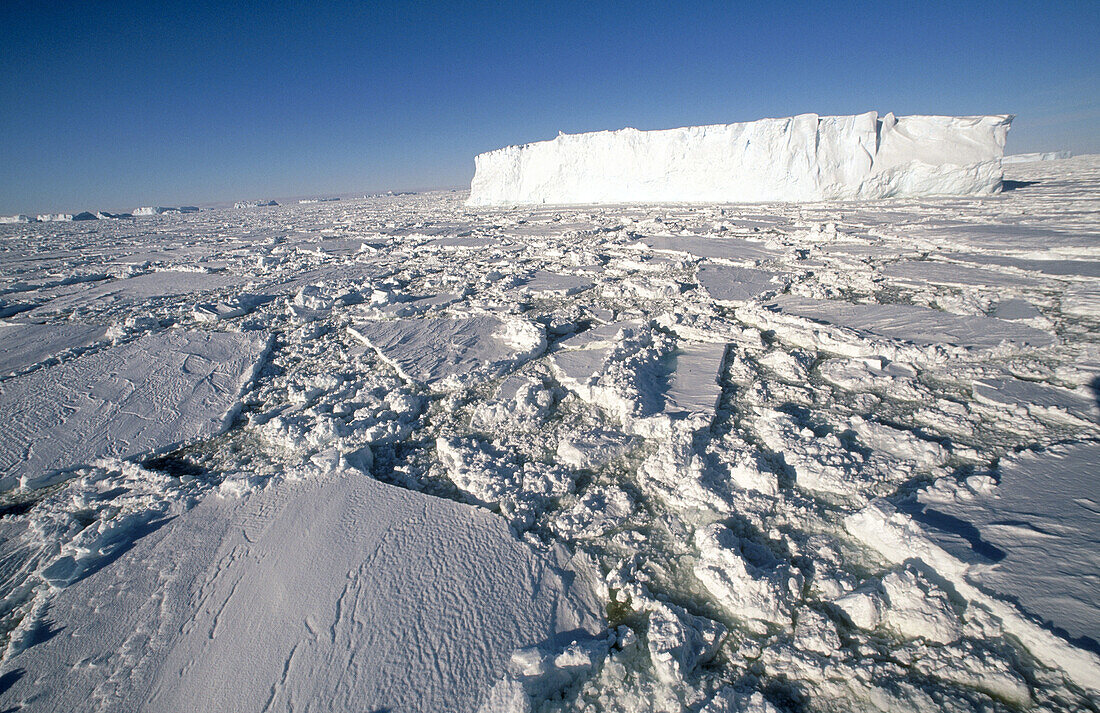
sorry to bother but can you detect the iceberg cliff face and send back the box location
[467,112,1012,206]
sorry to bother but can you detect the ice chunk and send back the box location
[881,260,1042,288]
[35,213,73,222]
[644,601,726,685]
[350,316,545,386]
[640,235,782,263]
[0,330,270,491]
[973,377,1098,422]
[697,263,785,303]
[0,215,31,224]
[664,341,727,419]
[693,523,795,630]
[28,270,244,316]
[468,112,1011,206]
[992,298,1042,321]
[834,564,962,644]
[518,270,594,296]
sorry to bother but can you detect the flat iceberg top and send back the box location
[468,112,1012,206]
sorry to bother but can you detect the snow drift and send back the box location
[467,112,1013,206]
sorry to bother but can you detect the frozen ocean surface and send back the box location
[0,155,1098,712]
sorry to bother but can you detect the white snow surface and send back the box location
[0,330,270,491]
[0,468,602,712]
[0,155,1098,712]
[468,112,1012,206]
[0,322,108,375]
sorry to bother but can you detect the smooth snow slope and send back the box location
[0,468,602,712]
[468,112,1012,206]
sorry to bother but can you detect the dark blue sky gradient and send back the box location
[2,1,1097,213]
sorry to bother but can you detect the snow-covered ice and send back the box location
[0,154,1098,712]
[0,322,108,375]
[350,315,546,386]
[0,468,602,712]
[468,112,1011,206]
[0,330,269,491]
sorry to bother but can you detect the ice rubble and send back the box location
[0,330,270,491]
[467,112,1012,206]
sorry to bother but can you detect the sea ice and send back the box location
[0,322,108,375]
[350,315,545,386]
[0,330,270,491]
[697,263,785,303]
[916,443,1100,647]
[769,295,1054,349]
[0,469,602,712]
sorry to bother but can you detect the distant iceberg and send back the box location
[234,200,278,209]
[1003,151,1071,164]
[36,213,74,222]
[467,112,1013,206]
[133,206,170,216]
[0,215,31,224]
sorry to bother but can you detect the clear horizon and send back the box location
[2,1,1098,215]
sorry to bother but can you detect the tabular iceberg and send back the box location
[467,112,1012,206]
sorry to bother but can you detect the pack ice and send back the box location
[0,152,1098,713]
[467,112,1012,206]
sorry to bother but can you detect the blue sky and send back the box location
[1,1,1097,214]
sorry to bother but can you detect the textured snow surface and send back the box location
[0,155,1098,712]
[350,315,546,385]
[468,112,1011,206]
[0,322,108,375]
[916,443,1100,647]
[0,330,269,491]
[0,469,601,712]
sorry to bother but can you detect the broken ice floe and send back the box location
[349,315,545,387]
[0,322,108,376]
[768,295,1054,349]
[0,330,270,491]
